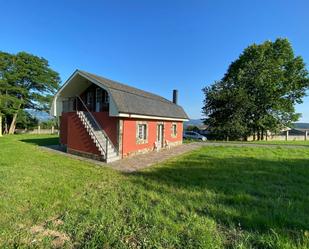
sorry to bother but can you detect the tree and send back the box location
[15,110,38,130]
[185,125,200,132]
[202,38,309,140]
[0,51,60,134]
[0,52,22,135]
[40,118,59,129]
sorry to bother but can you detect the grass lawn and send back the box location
[0,134,308,248]
[248,140,309,146]
[188,139,309,147]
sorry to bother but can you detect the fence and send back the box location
[15,126,59,135]
[248,130,308,141]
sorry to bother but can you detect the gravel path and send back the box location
[40,143,204,172]
[109,143,204,172]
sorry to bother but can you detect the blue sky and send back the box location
[1,0,309,121]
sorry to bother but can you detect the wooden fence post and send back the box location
[286,130,289,141]
[51,126,54,134]
[305,131,308,141]
[38,125,41,134]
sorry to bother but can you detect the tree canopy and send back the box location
[202,38,309,140]
[0,51,60,134]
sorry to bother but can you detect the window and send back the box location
[138,124,147,140]
[172,123,177,137]
[136,121,148,144]
[103,90,109,104]
[86,92,93,106]
[96,88,102,103]
[95,88,102,112]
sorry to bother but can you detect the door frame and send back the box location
[156,123,164,149]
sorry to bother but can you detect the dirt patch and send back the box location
[45,215,65,226]
[122,235,141,248]
[30,216,71,248]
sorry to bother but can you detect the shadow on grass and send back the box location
[127,151,309,234]
[20,137,60,146]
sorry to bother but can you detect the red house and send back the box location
[51,70,189,162]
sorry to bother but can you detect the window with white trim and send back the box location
[172,123,177,136]
[86,91,93,106]
[103,91,109,104]
[138,124,147,140]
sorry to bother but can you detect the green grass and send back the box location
[186,139,309,147]
[0,134,308,248]
[248,140,309,146]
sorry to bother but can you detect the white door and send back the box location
[157,124,164,148]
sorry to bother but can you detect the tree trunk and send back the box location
[8,97,22,135]
[4,116,8,134]
[8,113,18,134]
[257,130,261,141]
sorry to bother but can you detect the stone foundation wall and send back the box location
[123,140,182,158]
[67,148,104,161]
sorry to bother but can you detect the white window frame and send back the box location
[171,123,177,137]
[86,91,93,106]
[138,124,147,140]
[104,92,109,104]
[95,88,103,112]
[136,121,148,144]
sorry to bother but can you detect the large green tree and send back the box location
[202,38,309,140]
[0,52,22,135]
[0,51,60,134]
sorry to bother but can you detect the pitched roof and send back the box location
[78,70,189,120]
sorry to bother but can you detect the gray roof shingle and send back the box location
[79,70,189,120]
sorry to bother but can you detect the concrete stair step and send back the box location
[106,155,120,163]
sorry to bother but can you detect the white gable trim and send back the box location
[50,70,119,117]
[118,113,188,122]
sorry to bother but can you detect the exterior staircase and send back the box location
[76,110,120,163]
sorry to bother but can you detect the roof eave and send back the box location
[118,112,189,121]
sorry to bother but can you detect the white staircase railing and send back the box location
[75,96,119,161]
[77,111,107,157]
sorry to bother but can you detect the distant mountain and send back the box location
[292,123,309,129]
[184,119,203,128]
[27,109,52,121]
